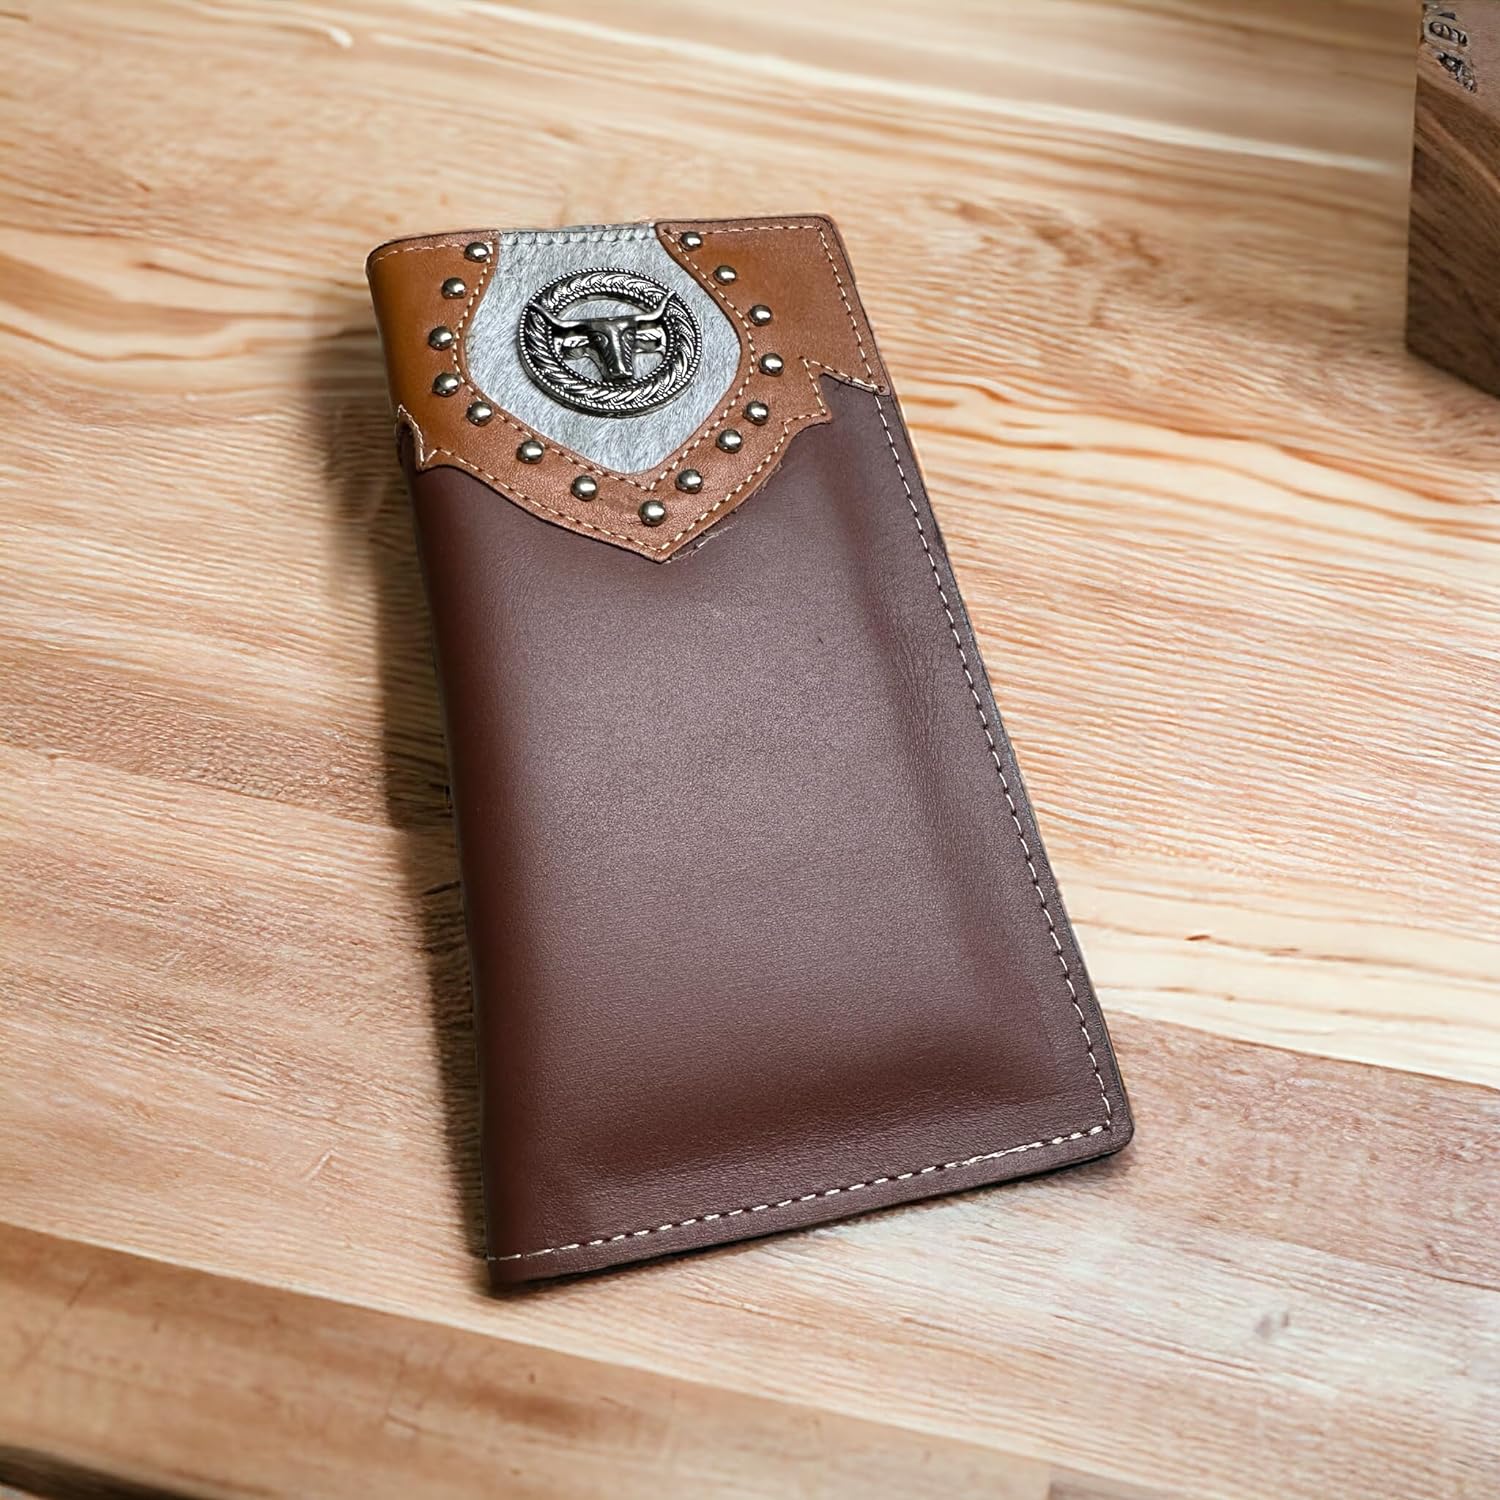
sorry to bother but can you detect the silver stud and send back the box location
[640,499,668,527]
[749,304,772,326]
[681,232,703,249]
[745,400,770,425]
[570,475,599,501]
[432,372,461,396]
[441,277,467,298]
[713,265,737,284]
[676,469,704,494]
[428,326,454,350]
[517,439,545,463]
[716,429,743,453]
[759,352,784,375]
[464,241,491,262]
[466,401,493,426]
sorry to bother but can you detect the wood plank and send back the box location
[0,1225,1062,1500]
[0,1,1497,1497]
[3,951,1496,1498]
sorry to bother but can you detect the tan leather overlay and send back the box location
[366,215,889,562]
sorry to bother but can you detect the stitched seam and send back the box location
[368,238,478,266]
[490,1126,1108,1263]
[806,357,884,391]
[429,447,650,549]
[690,221,822,234]
[447,248,694,497]
[398,403,822,558]
[396,404,653,553]
[452,243,493,351]
[413,417,824,556]
[659,401,822,545]
[809,223,1112,1129]
[394,404,427,464]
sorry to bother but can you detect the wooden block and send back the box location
[1407,3,1500,394]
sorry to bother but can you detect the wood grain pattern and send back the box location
[0,1224,1066,1500]
[0,1,1496,1497]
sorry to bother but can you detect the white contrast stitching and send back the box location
[451,243,492,347]
[685,221,822,234]
[394,404,427,464]
[489,1126,1108,1263]
[404,414,825,558]
[871,420,1112,1120]
[368,238,481,266]
[370,228,653,266]
[447,235,769,499]
[810,223,1112,1130]
[806,357,884,391]
[397,403,652,550]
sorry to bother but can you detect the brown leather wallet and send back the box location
[366,214,1133,1284]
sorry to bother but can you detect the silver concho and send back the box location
[517,268,700,418]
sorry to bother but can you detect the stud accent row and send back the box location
[421,240,783,537]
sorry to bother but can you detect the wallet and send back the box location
[366,214,1133,1284]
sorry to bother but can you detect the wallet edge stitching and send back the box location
[488,1125,1110,1265]
[834,224,1114,1134]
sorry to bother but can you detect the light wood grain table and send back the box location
[1,2,1496,1497]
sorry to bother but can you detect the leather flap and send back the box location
[367,215,888,562]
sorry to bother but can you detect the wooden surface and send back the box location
[0,1,1496,1497]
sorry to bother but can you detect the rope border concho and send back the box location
[517,267,701,417]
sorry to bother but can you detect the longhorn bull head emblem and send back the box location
[540,292,671,383]
[518,268,702,417]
